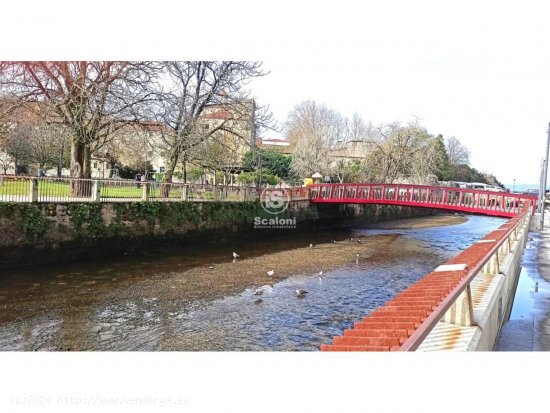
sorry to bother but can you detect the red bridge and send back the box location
[309,183,537,218]
[309,184,537,352]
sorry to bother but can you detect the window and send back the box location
[159,167,165,173]
[93,162,98,169]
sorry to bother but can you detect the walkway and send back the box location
[495,213,550,351]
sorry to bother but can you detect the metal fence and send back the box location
[0,175,307,203]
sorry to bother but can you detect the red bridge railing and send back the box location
[309,183,537,218]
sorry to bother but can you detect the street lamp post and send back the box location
[540,123,550,229]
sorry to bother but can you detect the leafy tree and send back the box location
[431,134,452,181]
[237,168,280,186]
[242,147,293,181]
[332,158,362,183]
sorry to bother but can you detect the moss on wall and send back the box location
[0,200,431,268]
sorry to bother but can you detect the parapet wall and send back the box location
[418,214,530,351]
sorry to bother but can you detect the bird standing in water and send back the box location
[295,289,308,298]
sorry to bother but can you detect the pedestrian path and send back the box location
[495,213,550,351]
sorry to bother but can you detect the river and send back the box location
[0,214,505,351]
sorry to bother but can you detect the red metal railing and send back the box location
[309,183,537,218]
[320,201,533,352]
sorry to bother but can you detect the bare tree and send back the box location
[27,124,70,171]
[287,101,348,178]
[147,61,271,189]
[0,61,155,193]
[0,123,33,174]
[0,152,12,174]
[363,120,441,184]
[446,136,470,166]
[348,112,373,143]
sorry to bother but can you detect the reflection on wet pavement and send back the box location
[495,216,550,351]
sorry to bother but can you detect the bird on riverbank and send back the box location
[350,237,354,242]
[254,289,264,296]
[309,243,314,248]
[318,271,324,281]
[356,253,360,266]
[232,252,240,259]
[254,298,263,305]
[267,269,275,276]
[295,289,308,298]
[332,240,337,244]
[356,238,362,244]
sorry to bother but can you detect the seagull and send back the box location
[208,266,214,269]
[309,243,314,248]
[350,237,354,242]
[356,238,362,244]
[232,252,240,259]
[254,289,264,296]
[332,240,337,244]
[267,270,275,276]
[295,289,308,298]
[318,270,323,276]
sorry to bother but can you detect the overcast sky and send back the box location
[4,0,550,185]
[245,0,550,186]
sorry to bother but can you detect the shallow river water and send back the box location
[0,215,505,351]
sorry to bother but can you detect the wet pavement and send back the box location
[495,213,550,351]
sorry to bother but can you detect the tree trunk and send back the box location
[69,139,92,197]
[183,160,187,183]
[161,148,179,197]
[83,145,91,179]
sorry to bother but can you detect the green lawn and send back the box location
[0,180,183,199]
[0,179,30,196]
[0,179,246,201]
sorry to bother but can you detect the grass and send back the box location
[0,179,242,200]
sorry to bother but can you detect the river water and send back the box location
[0,215,505,351]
